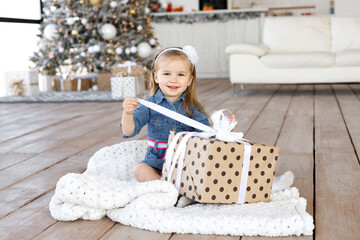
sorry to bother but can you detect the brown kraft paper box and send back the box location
[96,71,112,91]
[54,78,91,91]
[112,65,144,77]
[161,131,279,204]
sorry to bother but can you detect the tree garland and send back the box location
[151,12,260,24]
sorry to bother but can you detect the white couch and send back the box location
[225,16,360,90]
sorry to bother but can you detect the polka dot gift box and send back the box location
[111,76,145,99]
[137,99,279,205]
[161,131,279,204]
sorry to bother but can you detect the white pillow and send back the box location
[263,16,331,53]
[225,43,269,56]
[331,16,360,52]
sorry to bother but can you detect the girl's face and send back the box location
[154,56,193,103]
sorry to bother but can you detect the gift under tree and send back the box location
[30,0,161,80]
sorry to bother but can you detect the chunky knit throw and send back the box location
[49,140,314,237]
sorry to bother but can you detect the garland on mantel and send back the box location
[151,12,260,24]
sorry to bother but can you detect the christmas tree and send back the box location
[31,0,161,76]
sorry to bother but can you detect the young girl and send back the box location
[121,46,210,182]
[121,46,294,206]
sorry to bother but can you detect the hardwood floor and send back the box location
[0,79,359,240]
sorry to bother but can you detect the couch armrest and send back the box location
[225,43,270,57]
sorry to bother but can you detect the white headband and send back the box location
[155,45,199,67]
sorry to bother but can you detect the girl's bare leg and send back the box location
[134,163,161,182]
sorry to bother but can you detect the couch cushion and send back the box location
[331,16,360,52]
[336,50,360,66]
[225,43,269,56]
[260,52,335,68]
[263,17,331,53]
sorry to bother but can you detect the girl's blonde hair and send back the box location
[148,47,207,117]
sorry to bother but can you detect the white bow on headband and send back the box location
[155,45,199,66]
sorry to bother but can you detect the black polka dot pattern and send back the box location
[161,131,279,204]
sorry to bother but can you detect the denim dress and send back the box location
[123,89,210,170]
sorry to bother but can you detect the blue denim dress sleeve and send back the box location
[190,109,210,132]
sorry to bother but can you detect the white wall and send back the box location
[0,23,39,97]
[335,0,360,16]
[152,18,260,78]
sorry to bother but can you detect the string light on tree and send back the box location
[71,29,79,36]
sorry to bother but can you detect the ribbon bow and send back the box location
[9,79,26,96]
[210,109,244,142]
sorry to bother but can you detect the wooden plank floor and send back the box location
[0,79,359,240]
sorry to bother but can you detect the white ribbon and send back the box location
[238,142,251,204]
[60,78,64,91]
[77,78,82,91]
[138,99,251,204]
[138,99,213,133]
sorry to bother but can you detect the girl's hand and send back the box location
[123,97,139,115]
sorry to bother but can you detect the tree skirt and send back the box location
[0,91,122,103]
[49,140,314,237]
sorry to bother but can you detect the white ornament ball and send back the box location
[110,1,117,8]
[93,44,101,52]
[80,52,86,57]
[115,47,123,55]
[130,46,137,53]
[92,85,98,91]
[145,7,150,14]
[137,42,152,58]
[149,38,156,45]
[38,39,48,50]
[137,25,143,31]
[125,48,131,55]
[88,46,94,53]
[66,17,75,25]
[58,47,64,53]
[44,24,59,41]
[100,62,106,68]
[81,18,88,25]
[100,23,117,40]
[44,9,51,16]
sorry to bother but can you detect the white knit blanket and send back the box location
[49,140,314,237]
